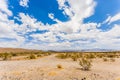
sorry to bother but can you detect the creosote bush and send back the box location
[71,56,78,61]
[79,58,92,71]
[57,64,63,69]
[28,54,36,59]
[37,54,42,57]
[110,58,115,62]
[56,53,68,59]
[85,53,96,59]
[2,53,12,60]
[71,55,79,61]
[103,58,108,62]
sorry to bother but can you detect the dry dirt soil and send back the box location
[0,54,120,80]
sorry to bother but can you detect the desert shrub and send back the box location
[28,54,36,59]
[11,53,18,56]
[96,54,103,58]
[43,52,51,56]
[71,54,79,61]
[0,54,3,57]
[103,58,108,62]
[57,64,63,69]
[110,58,115,62]
[37,54,42,57]
[2,53,12,60]
[56,53,68,59]
[85,53,96,59]
[71,56,78,61]
[79,58,92,71]
[105,54,115,58]
[65,53,71,58]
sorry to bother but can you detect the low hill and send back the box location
[0,47,40,53]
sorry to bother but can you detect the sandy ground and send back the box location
[0,54,120,80]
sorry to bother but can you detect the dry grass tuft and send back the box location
[57,64,63,69]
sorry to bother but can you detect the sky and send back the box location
[0,0,120,51]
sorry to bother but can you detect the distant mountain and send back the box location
[0,47,40,53]
[0,47,119,53]
[79,48,118,52]
[47,48,120,52]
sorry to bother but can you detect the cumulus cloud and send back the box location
[19,0,29,7]
[0,0,120,50]
[15,13,48,35]
[0,18,25,47]
[0,0,25,48]
[30,32,57,43]
[104,13,120,24]
[57,0,96,21]
[0,0,12,16]
[48,13,60,23]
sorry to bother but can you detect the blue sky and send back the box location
[0,0,120,50]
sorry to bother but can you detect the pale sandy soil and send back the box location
[0,54,120,80]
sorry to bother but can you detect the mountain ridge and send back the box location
[0,47,119,53]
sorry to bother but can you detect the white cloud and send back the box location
[0,0,120,50]
[0,0,12,16]
[19,0,29,7]
[15,13,48,35]
[0,0,25,48]
[0,12,9,22]
[48,13,54,20]
[104,13,120,24]
[46,0,97,34]
[48,41,71,47]
[0,21,25,48]
[48,13,60,23]
[0,18,25,44]
[30,32,57,43]
[57,0,96,21]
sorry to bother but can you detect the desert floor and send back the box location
[0,54,120,80]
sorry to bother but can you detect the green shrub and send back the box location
[79,58,92,71]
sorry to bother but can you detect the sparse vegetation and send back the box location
[0,50,54,61]
[0,50,120,61]
[103,58,108,62]
[110,58,115,62]
[79,58,92,71]
[2,53,12,60]
[71,55,78,61]
[0,49,120,80]
[28,54,36,59]
[55,53,68,59]
[57,64,63,69]
[85,53,96,59]
[55,52,120,60]
[71,53,80,61]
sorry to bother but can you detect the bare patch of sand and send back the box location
[0,54,120,80]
